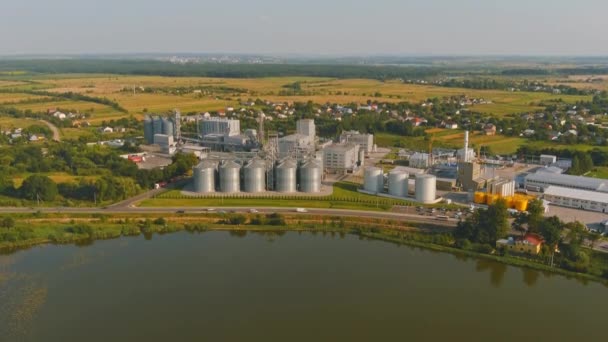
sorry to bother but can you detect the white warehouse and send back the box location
[543,186,608,213]
[525,172,608,193]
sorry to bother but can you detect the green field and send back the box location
[139,181,414,210]
[376,130,527,155]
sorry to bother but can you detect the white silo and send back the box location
[193,160,216,193]
[388,170,408,198]
[242,159,266,193]
[219,160,241,193]
[275,158,297,193]
[415,174,437,203]
[364,167,384,193]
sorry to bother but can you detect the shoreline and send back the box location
[0,213,606,285]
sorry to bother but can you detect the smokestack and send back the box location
[464,130,469,162]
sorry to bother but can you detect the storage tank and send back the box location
[152,116,163,135]
[299,159,322,193]
[486,194,499,205]
[219,160,240,193]
[162,117,174,137]
[415,174,436,203]
[275,158,297,193]
[193,160,216,193]
[364,167,384,193]
[388,170,408,198]
[474,192,486,204]
[242,159,266,193]
[143,116,154,144]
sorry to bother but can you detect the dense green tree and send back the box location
[0,217,15,229]
[20,175,58,201]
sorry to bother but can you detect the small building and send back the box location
[540,154,557,165]
[497,234,543,255]
[483,124,497,136]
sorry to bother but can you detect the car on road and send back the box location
[250,209,259,213]
[206,208,216,212]
[295,208,308,213]
[176,210,185,214]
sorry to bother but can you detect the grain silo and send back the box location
[388,170,408,198]
[364,167,384,193]
[193,160,216,193]
[219,160,241,193]
[152,116,163,136]
[299,159,322,193]
[415,174,437,203]
[242,158,266,193]
[143,115,154,144]
[161,117,174,137]
[358,149,366,167]
[275,158,297,193]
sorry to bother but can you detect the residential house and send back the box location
[483,124,497,136]
[496,233,543,255]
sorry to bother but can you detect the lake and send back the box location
[0,230,606,341]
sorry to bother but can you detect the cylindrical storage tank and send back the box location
[242,159,266,193]
[152,116,164,138]
[162,117,174,137]
[299,159,322,193]
[275,158,297,193]
[474,192,486,204]
[143,116,154,144]
[415,174,436,203]
[514,199,528,212]
[388,170,408,198]
[364,167,383,193]
[219,160,240,193]
[193,160,216,193]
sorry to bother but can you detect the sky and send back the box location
[2,0,608,56]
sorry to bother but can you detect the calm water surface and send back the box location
[0,231,606,341]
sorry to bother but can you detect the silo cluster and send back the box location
[191,157,323,194]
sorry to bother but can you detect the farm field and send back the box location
[376,130,527,155]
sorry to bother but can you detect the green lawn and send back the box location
[587,166,608,179]
[139,181,414,211]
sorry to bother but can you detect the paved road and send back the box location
[0,206,458,228]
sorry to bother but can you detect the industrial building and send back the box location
[199,117,241,137]
[457,161,484,191]
[409,152,430,169]
[543,186,608,213]
[153,134,175,154]
[323,143,360,174]
[524,172,608,193]
[277,119,317,155]
[339,130,374,153]
[486,178,516,197]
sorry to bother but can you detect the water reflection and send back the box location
[475,259,507,287]
[522,269,540,287]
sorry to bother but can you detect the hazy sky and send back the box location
[2,0,608,56]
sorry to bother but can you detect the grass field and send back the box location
[587,167,608,179]
[376,130,527,155]
[0,117,49,131]
[139,181,414,210]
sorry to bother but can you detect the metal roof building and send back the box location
[543,186,608,213]
[525,172,608,193]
